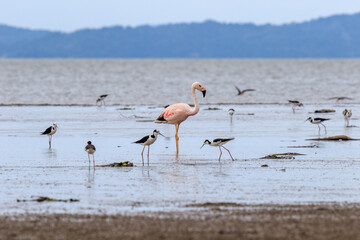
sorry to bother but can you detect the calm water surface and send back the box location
[0,59,359,105]
[0,60,360,215]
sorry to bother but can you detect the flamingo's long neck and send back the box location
[188,86,199,116]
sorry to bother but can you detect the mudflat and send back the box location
[1,203,359,240]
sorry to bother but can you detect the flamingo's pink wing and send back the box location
[157,104,190,124]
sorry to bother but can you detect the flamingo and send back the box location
[155,82,206,156]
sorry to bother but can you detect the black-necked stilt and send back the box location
[228,108,235,123]
[96,94,108,106]
[328,97,353,102]
[201,138,235,161]
[41,123,57,148]
[343,109,352,127]
[134,129,164,159]
[85,141,96,166]
[306,117,329,134]
[288,100,303,113]
[234,86,255,96]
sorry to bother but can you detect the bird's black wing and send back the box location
[288,100,299,104]
[134,135,149,144]
[314,118,330,121]
[243,89,256,92]
[100,94,108,98]
[41,126,52,135]
[234,85,241,95]
[213,138,234,143]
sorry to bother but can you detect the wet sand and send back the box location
[1,203,360,240]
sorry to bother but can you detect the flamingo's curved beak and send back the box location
[201,87,206,98]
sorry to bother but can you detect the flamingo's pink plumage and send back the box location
[155,82,206,156]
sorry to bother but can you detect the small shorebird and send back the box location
[234,86,255,96]
[343,109,352,127]
[328,97,353,102]
[41,123,57,148]
[288,100,303,113]
[228,108,235,123]
[134,129,163,159]
[96,94,108,106]
[201,138,235,161]
[85,141,96,166]
[155,82,206,157]
[306,117,329,134]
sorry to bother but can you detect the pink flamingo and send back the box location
[155,82,206,157]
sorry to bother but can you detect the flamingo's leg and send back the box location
[321,123,327,134]
[218,146,222,161]
[175,124,180,156]
[222,146,235,161]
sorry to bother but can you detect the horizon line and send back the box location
[0,11,358,34]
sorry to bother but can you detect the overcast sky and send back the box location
[1,0,360,32]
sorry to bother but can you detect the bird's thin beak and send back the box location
[201,88,206,98]
[200,143,205,149]
[159,132,165,137]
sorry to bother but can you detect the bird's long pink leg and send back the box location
[317,125,320,135]
[222,146,235,161]
[93,155,95,168]
[88,154,91,165]
[321,123,327,134]
[141,145,145,156]
[218,146,222,161]
[175,124,180,157]
[147,145,150,157]
[292,106,295,113]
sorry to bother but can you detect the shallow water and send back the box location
[1,103,360,215]
[0,59,360,105]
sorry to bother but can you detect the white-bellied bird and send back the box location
[41,123,57,148]
[134,129,164,159]
[85,141,96,166]
[201,138,235,161]
[306,117,329,135]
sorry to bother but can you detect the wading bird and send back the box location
[134,129,163,161]
[343,109,352,127]
[41,123,57,148]
[234,86,255,96]
[288,100,303,113]
[201,138,235,161]
[155,82,206,157]
[228,108,235,123]
[85,141,96,166]
[96,94,108,106]
[306,117,329,135]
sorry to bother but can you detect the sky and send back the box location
[1,0,360,32]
